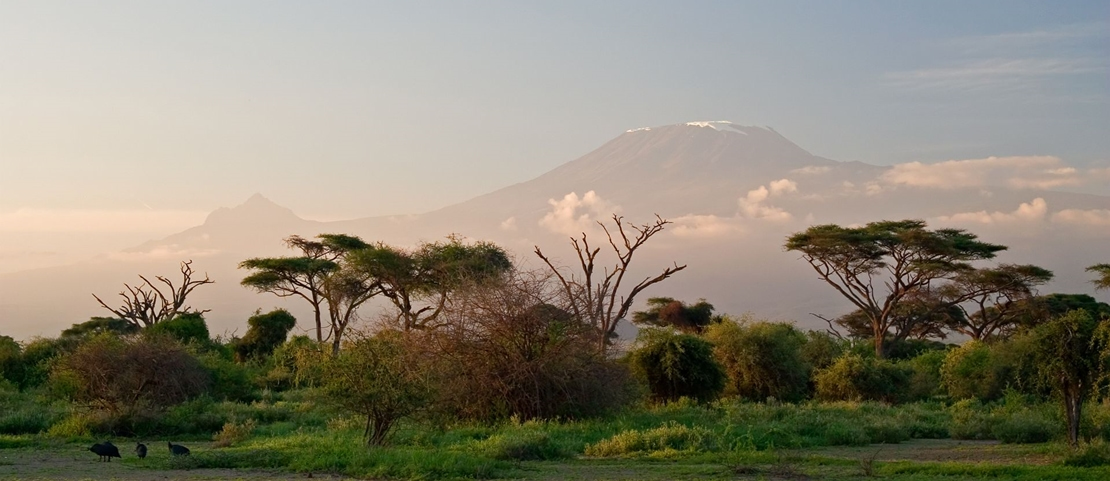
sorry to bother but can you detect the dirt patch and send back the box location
[799,438,1059,465]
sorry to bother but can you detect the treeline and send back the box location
[1,216,1108,450]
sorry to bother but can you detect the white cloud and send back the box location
[539,191,620,236]
[790,165,831,175]
[936,198,1048,224]
[670,215,745,239]
[738,179,796,221]
[879,156,1084,190]
[1051,209,1110,226]
[500,217,517,231]
[0,208,207,233]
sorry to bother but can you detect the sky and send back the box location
[1,1,1108,269]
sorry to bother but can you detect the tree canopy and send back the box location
[1089,264,1110,291]
[632,297,718,334]
[785,220,1006,357]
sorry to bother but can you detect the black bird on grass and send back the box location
[168,441,190,456]
[89,442,121,462]
[135,442,147,459]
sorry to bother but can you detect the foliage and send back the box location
[213,418,258,448]
[901,349,947,401]
[628,329,725,404]
[321,331,433,446]
[1033,294,1110,320]
[347,236,512,331]
[146,312,211,346]
[814,354,911,403]
[1028,309,1110,447]
[703,317,810,402]
[267,335,329,389]
[941,341,1012,401]
[59,317,139,338]
[52,333,209,426]
[1088,264,1110,292]
[584,421,716,457]
[234,309,297,362]
[785,219,1006,357]
[428,269,636,422]
[0,335,20,384]
[942,264,1054,340]
[632,297,718,334]
[799,330,845,370]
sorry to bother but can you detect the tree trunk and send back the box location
[1064,382,1083,448]
[331,330,343,356]
[872,334,885,359]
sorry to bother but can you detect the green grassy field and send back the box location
[4,397,1110,480]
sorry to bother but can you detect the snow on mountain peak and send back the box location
[684,121,749,135]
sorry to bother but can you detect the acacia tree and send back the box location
[828,290,958,343]
[348,237,512,331]
[942,264,1054,341]
[785,220,1005,358]
[631,297,718,334]
[240,234,377,353]
[1089,264,1110,291]
[93,260,213,328]
[535,214,686,354]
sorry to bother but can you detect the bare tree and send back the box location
[93,260,214,328]
[535,214,686,354]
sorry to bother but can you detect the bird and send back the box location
[135,442,147,459]
[89,442,121,462]
[168,441,191,456]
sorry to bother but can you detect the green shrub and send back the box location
[704,318,810,402]
[147,312,211,346]
[233,309,297,362]
[947,399,994,440]
[213,418,257,448]
[1064,441,1110,467]
[628,329,725,404]
[799,331,845,370]
[469,430,568,460]
[585,421,717,457]
[198,351,257,402]
[991,411,1056,443]
[901,350,947,401]
[941,341,1014,401]
[45,413,92,438]
[814,354,910,403]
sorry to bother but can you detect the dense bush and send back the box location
[629,328,725,404]
[813,354,910,403]
[901,350,946,401]
[234,309,297,362]
[427,271,637,422]
[59,317,139,338]
[0,335,20,384]
[267,335,329,389]
[799,331,845,370]
[703,318,810,402]
[52,333,209,430]
[147,312,211,346]
[941,341,1012,401]
[585,421,716,457]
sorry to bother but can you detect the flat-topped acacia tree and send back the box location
[1089,264,1110,291]
[785,220,1006,358]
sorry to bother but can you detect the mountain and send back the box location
[2,121,1108,340]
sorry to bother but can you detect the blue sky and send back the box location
[1,0,1107,224]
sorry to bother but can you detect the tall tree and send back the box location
[1089,264,1110,291]
[348,237,512,331]
[1029,309,1110,447]
[93,260,213,328]
[240,234,376,352]
[535,214,686,354]
[827,290,958,343]
[941,264,1053,341]
[785,220,1005,358]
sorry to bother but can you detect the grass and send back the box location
[9,391,1110,479]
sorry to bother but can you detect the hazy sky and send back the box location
[2,1,1108,242]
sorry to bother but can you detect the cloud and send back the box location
[107,245,221,262]
[670,215,745,239]
[885,58,1104,92]
[539,191,620,236]
[936,198,1048,224]
[879,156,1084,190]
[1051,208,1110,226]
[500,217,517,231]
[0,208,207,233]
[738,179,796,221]
[790,165,831,175]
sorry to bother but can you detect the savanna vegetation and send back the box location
[3,216,1110,480]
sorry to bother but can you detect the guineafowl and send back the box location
[168,441,190,456]
[89,442,121,462]
[135,442,147,459]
